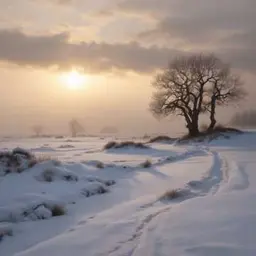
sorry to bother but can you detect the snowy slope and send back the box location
[1,132,256,256]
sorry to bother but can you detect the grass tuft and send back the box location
[96,162,104,169]
[141,159,152,168]
[159,189,181,201]
[51,205,66,216]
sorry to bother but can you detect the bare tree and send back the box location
[32,125,43,137]
[150,54,245,136]
[69,119,84,137]
[204,63,245,131]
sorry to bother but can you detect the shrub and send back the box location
[104,141,118,150]
[141,159,152,168]
[104,141,148,150]
[81,183,109,197]
[0,148,36,175]
[96,162,104,169]
[40,167,78,182]
[148,135,174,143]
[51,205,66,216]
[159,189,181,201]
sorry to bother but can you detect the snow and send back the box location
[0,132,256,255]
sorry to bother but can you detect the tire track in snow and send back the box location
[187,150,224,195]
[104,205,171,256]
[98,150,226,256]
[104,149,238,256]
[219,161,249,192]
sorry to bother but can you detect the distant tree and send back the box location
[230,110,256,128]
[32,125,43,137]
[150,54,245,136]
[69,119,84,137]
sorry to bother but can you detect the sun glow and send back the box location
[60,70,87,89]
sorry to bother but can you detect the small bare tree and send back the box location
[150,54,245,136]
[32,125,43,137]
[69,119,84,137]
[205,65,245,131]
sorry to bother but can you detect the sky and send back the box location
[0,0,255,136]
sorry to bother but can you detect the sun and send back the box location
[60,70,87,89]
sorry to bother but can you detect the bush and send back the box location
[104,141,148,150]
[159,189,181,201]
[148,135,174,143]
[104,141,117,150]
[39,167,78,183]
[0,148,36,175]
[51,205,66,217]
[141,159,152,168]
[81,183,109,197]
[96,162,104,169]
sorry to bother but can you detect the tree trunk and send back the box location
[187,118,200,137]
[208,97,217,131]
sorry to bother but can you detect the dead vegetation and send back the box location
[159,189,182,201]
[148,135,174,143]
[141,159,152,168]
[178,125,242,143]
[51,205,66,217]
[104,141,148,150]
[96,162,104,169]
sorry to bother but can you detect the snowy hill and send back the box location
[0,132,256,256]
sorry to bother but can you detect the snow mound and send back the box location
[81,182,109,197]
[0,222,13,242]
[84,175,116,186]
[36,166,78,182]
[0,194,65,222]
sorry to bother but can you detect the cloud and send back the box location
[0,29,183,73]
[116,0,256,72]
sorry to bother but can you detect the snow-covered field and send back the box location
[0,132,256,256]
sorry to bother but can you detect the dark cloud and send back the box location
[0,29,183,73]
[117,0,256,72]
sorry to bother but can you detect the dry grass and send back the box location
[96,162,104,169]
[35,155,61,166]
[159,189,181,201]
[148,135,174,143]
[104,141,147,150]
[141,159,152,168]
[51,205,66,216]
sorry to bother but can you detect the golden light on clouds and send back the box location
[60,70,88,90]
